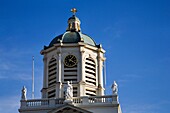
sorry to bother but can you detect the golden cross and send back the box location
[71,8,77,15]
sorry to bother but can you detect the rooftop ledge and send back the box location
[19,95,119,110]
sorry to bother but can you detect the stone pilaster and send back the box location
[97,48,105,95]
[80,47,85,82]
[56,47,62,98]
[43,56,48,88]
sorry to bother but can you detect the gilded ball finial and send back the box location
[71,8,77,15]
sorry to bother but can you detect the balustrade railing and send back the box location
[73,97,82,104]
[26,99,49,107]
[55,98,65,104]
[88,95,114,103]
[20,95,118,108]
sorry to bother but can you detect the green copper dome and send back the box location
[49,31,96,47]
[45,8,97,49]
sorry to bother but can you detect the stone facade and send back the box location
[40,42,105,99]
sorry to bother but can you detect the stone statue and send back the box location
[64,81,73,100]
[111,81,118,94]
[21,86,27,100]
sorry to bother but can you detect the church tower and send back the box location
[41,8,105,99]
[19,9,122,113]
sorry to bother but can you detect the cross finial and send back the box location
[71,8,77,15]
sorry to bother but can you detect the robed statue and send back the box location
[111,81,118,94]
[64,81,73,100]
[21,86,27,100]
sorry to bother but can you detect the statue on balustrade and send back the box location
[21,86,27,100]
[111,81,118,94]
[64,81,73,100]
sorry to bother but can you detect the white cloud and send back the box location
[0,53,43,81]
[0,63,31,81]
[117,79,129,85]
[123,103,158,113]
[122,101,170,113]
[122,74,142,78]
[0,96,20,113]
[0,48,32,58]
[0,75,8,79]
[0,62,17,71]
[14,73,32,81]
[117,74,142,84]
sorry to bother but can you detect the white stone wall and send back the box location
[41,43,106,98]
[19,105,122,113]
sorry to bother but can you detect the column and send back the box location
[80,49,85,82]
[79,47,86,96]
[97,52,104,95]
[58,53,62,82]
[42,56,48,98]
[43,56,48,88]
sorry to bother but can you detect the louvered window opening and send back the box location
[86,89,96,96]
[48,58,57,98]
[73,87,78,97]
[48,89,55,98]
[64,67,77,82]
[64,65,78,96]
[85,58,96,86]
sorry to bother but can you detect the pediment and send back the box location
[48,104,92,113]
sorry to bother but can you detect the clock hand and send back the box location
[70,60,76,63]
[70,56,74,60]
[69,58,76,63]
[69,56,74,62]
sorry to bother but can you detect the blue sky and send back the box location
[0,0,170,113]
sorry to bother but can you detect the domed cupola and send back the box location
[66,8,81,32]
[45,8,97,50]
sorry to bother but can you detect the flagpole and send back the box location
[32,56,34,99]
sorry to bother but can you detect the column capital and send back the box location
[98,56,106,61]
[79,80,86,85]
[80,47,85,54]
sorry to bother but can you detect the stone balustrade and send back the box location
[20,95,118,109]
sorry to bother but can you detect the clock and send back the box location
[64,55,77,67]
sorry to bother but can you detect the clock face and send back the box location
[64,55,77,67]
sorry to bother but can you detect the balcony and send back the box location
[20,95,119,109]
